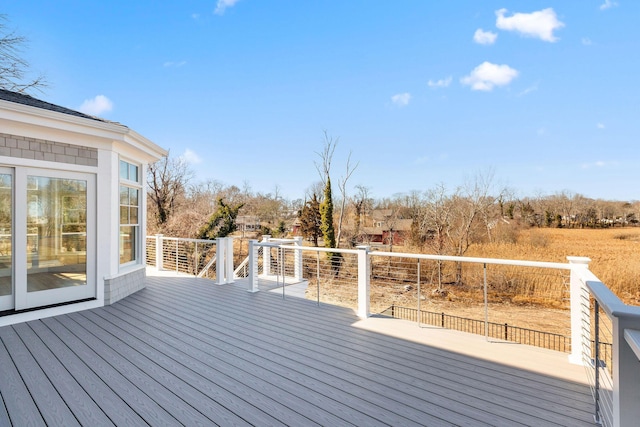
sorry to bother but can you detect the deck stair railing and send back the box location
[235,235,303,283]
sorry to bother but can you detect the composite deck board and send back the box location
[136,283,525,426]
[40,316,181,426]
[0,333,46,426]
[247,279,593,399]
[11,322,115,426]
[0,271,596,426]
[74,310,271,427]
[57,313,218,426]
[148,283,591,426]
[85,306,330,427]
[145,277,593,426]
[0,326,80,427]
[28,319,153,426]
[114,293,449,427]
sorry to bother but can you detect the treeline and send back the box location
[146,156,639,253]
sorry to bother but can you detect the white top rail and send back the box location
[147,235,218,245]
[371,251,573,270]
[256,241,573,269]
[254,241,363,255]
[585,277,640,320]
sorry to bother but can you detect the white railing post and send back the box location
[613,313,640,426]
[225,237,234,284]
[294,236,303,281]
[248,239,259,292]
[356,245,370,319]
[155,234,164,271]
[262,235,271,276]
[567,256,591,365]
[215,238,225,285]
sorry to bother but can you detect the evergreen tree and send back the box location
[197,198,244,240]
[299,193,322,246]
[320,177,342,273]
[320,177,336,249]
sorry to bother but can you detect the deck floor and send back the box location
[0,271,595,426]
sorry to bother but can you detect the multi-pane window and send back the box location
[119,160,141,265]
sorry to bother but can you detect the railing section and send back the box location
[145,234,219,281]
[579,271,640,427]
[151,235,640,426]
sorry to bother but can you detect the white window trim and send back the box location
[118,159,142,269]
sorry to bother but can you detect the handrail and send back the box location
[254,242,362,255]
[585,278,640,320]
[371,250,572,270]
[582,271,640,426]
[196,256,217,278]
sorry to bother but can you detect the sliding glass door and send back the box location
[0,166,95,312]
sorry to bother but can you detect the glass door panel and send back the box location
[26,176,87,292]
[0,171,12,310]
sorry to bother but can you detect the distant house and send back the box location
[359,209,413,246]
[0,89,166,325]
[290,217,302,236]
[235,215,262,236]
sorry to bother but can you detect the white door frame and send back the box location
[0,167,13,311]
[9,166,96,311]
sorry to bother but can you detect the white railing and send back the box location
[145,235,235,284]
[148,234,640,426]
[575,268,640,427]
[244,240,639,427]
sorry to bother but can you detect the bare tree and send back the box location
[336,151,358,248]
[421,183,453,291]
[0,15,47,93]
[448,170,500,283]
[147,154,192,229]
[352,184,372,244]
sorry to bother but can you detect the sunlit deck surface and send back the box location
[0,270,595,426]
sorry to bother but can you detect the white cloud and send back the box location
[163,61,187,68]
[181,148,202,164]
[537,128,546,135]
[517,84,538,96]
[495,8,565,42]
[597,123,605,129]
[460,62,518,91]
[215,0,240,15]
[582,160,615,169]
[415,156,429,165]
[600,0,618,10]
[473,29,497,45]
[78,95,113,116]
[428,76,452,88]
[191,13,200,20]
[582,37,592,46]
[391,92,411,107]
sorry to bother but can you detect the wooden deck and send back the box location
[0,271,595,426]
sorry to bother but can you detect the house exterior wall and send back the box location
[0,92,167,324]
[104,266,146,305]
[0,133,98,166]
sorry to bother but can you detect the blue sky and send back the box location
[4,1,639,201]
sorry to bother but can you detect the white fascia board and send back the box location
[0,99,167,161]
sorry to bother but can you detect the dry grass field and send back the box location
[300,227,640,337]
[468,227,640,306]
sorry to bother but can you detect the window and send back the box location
[119,160,141,265]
